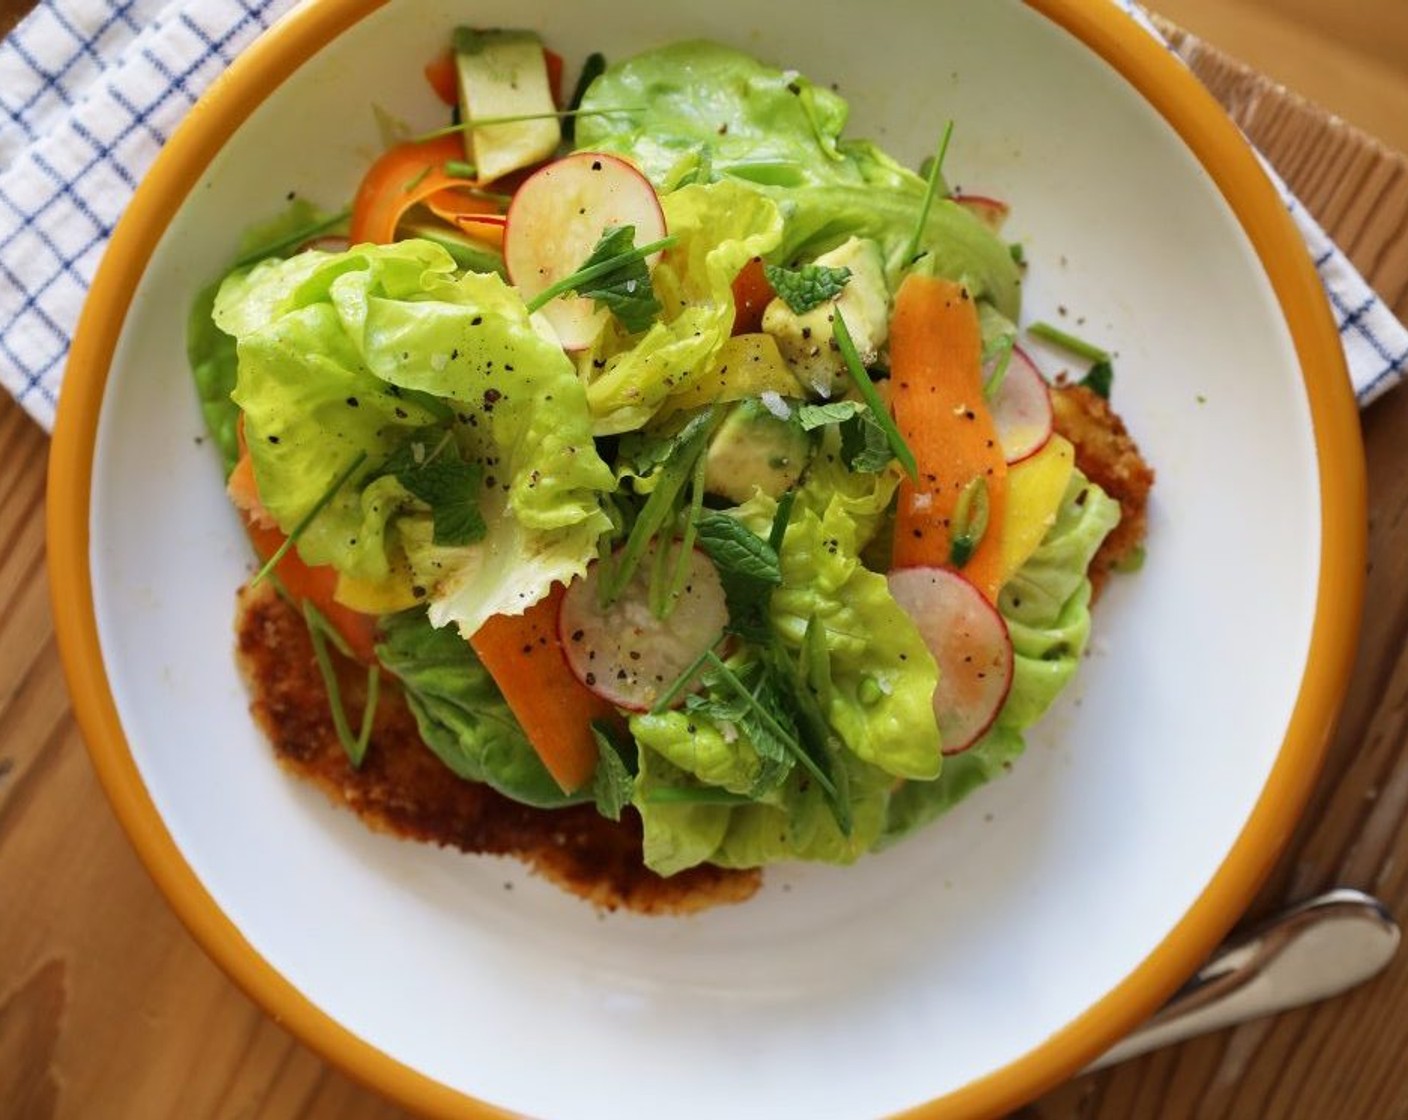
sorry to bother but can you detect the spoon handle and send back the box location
[1089,889,1399,1070]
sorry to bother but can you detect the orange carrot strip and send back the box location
[350,134,500,245]
[889,273,1008,601]
[470,585,619,793]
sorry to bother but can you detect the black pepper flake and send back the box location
[412,585,427,599]
[591,159,603,170]
[267,435,280,444]
[571,629,584,642]
[521,643,533,655]
[471,316,483,326]
[346,396,360,408]
[394,407,408,419]
[585,672,597,685]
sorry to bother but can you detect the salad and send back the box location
[191,32,1146,900]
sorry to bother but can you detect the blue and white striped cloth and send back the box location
[1,0,1405,431]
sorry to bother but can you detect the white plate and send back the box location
[52,1,1364,1117]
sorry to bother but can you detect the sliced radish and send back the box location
[505,151,667,350]
[953,194,1010,232]
[559,543,727,712]
[989,345,1053,465]
[887,566,1014,755]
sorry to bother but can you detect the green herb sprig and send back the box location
[1027,320,1115,398]
[832,313,918,481]
[903,120,955,265]
[412,106,643,145]
[763,262,852,315]
[302,600,381,768]
[381,437,487,547]
[525,225,677,333]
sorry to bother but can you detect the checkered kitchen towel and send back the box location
[2,0,1406,431]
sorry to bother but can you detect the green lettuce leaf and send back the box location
[189,200,344,475]
[578,180,784,434]
[217,239,615,635]
[577,41,1021,316]
[374,609,585,809]
[879,471,1121,846]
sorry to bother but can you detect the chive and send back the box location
[251,451,367,587]
[903,120,954,265]
[704,651,840,802]
[525,235,678,314]
[229,207,352,270]
[603,407,716,607]
[442,159,477,179]
[648,644,717,715]
[411,105,644,144]
[767,489,796,557]
[661,450,709,615]
[948,476,990,569]
[302,601,381,768]
[648,525,676,618]
[1027,321,1109,363]
[832,313,918,482]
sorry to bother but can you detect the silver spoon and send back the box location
[1089,888,1399,1070]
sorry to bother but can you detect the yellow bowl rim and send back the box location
[46,1,1367,1117]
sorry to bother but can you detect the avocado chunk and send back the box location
[453,28,560,184]
[704,398,812,503]
[762,236,891,398]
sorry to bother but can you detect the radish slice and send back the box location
[559,543,727,712]
[887,567,1014,755]
[990,345,1053,465]
[505,151,667,350]
[953,194,1010,232]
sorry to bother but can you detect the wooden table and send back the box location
[2,4,1408,1118]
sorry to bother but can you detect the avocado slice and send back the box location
[704,398,813,503]
[453,28,560,184]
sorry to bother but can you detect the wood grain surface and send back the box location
[1,2,1407,1118]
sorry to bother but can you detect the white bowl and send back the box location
[49,1,1365,1117]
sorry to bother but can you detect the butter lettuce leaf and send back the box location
[219,239,614,635]
[577,41,1021,316]
[880,471,1121,846]
[375,609,584,809]
[579,180,784,434]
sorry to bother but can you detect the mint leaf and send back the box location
[763,262,851,315]
[385,438,487,547]
[695,514,780,642]
[795,400,866,431]
[695,515,781,584]
[590,722,636,821]
[839,409,895,473]
[525,226,675,331]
